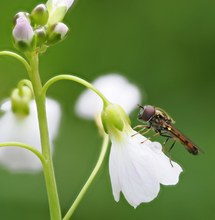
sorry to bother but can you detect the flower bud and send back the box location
[101,103,130,137]
[47,22,69,45]
[34,27,48,53]
[11,86,32,116]
[13,12,30,27]
[35,27,47,46]
[46,0,74,25]
[31,4,49,26]
[12,14,35,51]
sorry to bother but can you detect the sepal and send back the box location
[11,86,32,116]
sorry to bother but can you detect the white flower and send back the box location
[0,98,61,172]
[75,74,142,119]
[109,128,182,208]
[46,0,75,24]
[13,14,34,45]
[102,103,182,208]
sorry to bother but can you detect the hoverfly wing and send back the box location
[155,107,175,124]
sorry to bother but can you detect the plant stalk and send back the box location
[27,52,61,220]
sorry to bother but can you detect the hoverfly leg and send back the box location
[140,127,151,136]
[169,158,174,167]
[141,132,159,144]
[131,127,146,137]
[159,132,172,139]
[131,125,150,137]
[133,125,144,130]
[158,132,172,147]
[167,140,176,167]
[163,137,170,147]
[159,132,175,167]
[169,140,176,152]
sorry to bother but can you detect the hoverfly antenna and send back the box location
[137,104,144,109]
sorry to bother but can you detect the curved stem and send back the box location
[0,142,45,165]
[27,52,61,220]
[63,134,110,220]
[42,74,110,107]
[17,79,34,96]
[0,51,31,72]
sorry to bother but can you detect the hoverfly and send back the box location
[136,105,199,155]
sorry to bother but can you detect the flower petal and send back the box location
[133,133,183,185]
[109,139,160,208]
[109,129,182,208]
[145,141,183,185]
[13,15,34,44]
[0,98,61,172]
[75,74,142,119]
[46,0,74,24]
[54,22,69,39]
[47,0,74,10]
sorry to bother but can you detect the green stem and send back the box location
[0,142,45,164]
[17,79,34,96]
[27,52,61,220]
[0,51,31,72]
[42,74,110,107]
[63,134,109,220]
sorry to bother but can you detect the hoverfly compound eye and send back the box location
[138,105,155,122]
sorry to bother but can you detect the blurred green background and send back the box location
[0,0,215,219]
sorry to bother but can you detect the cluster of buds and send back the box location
[12,0,74,53]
